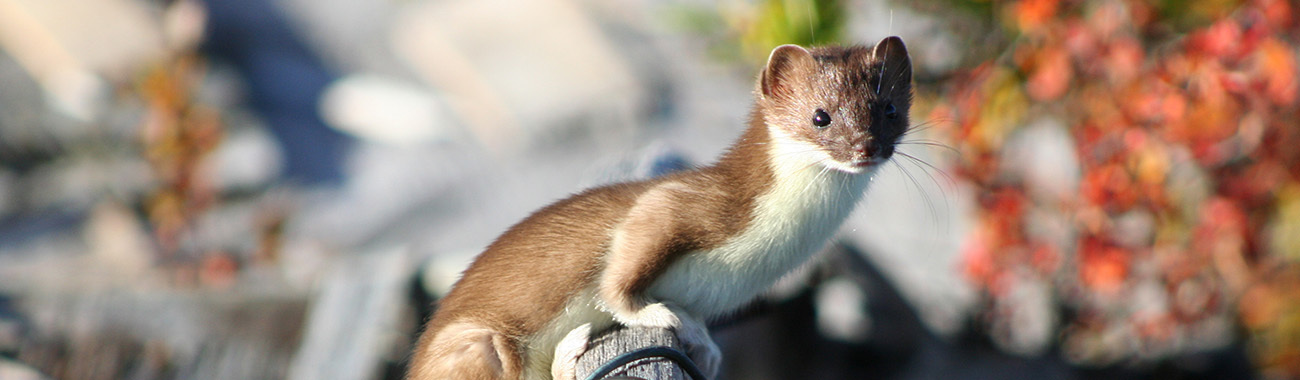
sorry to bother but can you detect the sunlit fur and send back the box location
[409,37,912,380]
[522,127,878,379]
[647,126,875,318]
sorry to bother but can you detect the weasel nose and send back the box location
[875,143,895,160]
[859,144,876,158]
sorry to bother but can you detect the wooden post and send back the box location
[574,325,689,380]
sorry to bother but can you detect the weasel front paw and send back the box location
[551,323,592,380]
[616,303,720,378]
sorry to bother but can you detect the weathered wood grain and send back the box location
[575,325,689,380]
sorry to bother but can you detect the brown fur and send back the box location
[408,37,913,380]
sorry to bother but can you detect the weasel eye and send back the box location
[812,109,831,128]
[884,103,898,120]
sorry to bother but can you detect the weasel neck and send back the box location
[712,110,776,175]
[649,113,875,318]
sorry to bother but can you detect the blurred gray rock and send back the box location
[288,246,412,380]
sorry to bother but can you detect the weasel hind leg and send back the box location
[409,322,521,380]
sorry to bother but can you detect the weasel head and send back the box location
[757,36,913,174]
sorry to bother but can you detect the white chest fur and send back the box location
[648,128,874,319]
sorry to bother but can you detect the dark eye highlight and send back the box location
[812,109,831,128]
[884,103,898,120]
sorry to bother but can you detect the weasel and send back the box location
[409,36,913,380]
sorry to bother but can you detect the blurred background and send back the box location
[0,0,1295,379]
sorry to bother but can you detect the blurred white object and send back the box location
[989,273,1056,356]
[1001,118,1080,201]
[163,0,207,51]
[204,125,283,191]
[320,74,450,146]
[392,0,643,150]
[40,69,103,122]
[0,358,47,380]
[815,277,871,343]
[85,201,155,279]
[0,0,165,121]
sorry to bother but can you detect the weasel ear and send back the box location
[870,36,912,84]
[761,44,813,98]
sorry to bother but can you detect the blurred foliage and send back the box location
[678,0,1298,373]
[917,0,1299,375]
[742,0,846,60]
[138,54,223,260]
[136,50,257,289]
[667,0,846,69]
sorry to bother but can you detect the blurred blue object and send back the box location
[0,294,27,358]
[0,208,85,251]
[200,0,352,187]
[649,152,691,178]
